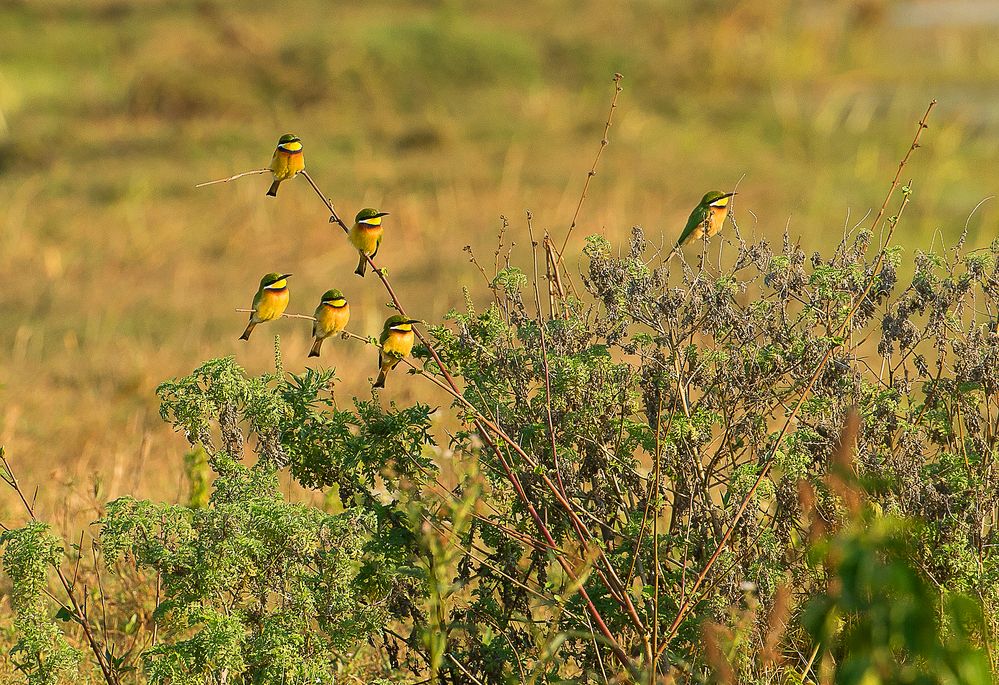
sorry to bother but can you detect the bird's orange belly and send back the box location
[256,289,289,321]
[273,151,305,180]
[350,226,382,255]
[316,305,349,336]
[706,206,729,237]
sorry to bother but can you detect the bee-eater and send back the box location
[348,208,389,276]
[266,134,305,197]
[675,191,736,247]
[239,272,292,341]
[374,315,419,388]
[308,289,350,358]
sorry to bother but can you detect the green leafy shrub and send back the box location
[0,521,79,685]
[101,354,442,683]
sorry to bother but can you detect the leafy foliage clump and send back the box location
[806,512,992,685]
[94,354,445,683]
[0,521,80,685]
[100,477,377,682]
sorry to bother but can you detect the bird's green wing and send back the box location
[379,327,390,346]
[312,304,324,336]
[371,234,382,260]
[251,289,264,311]
[676,205,708,247]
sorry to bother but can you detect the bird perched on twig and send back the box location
[675,190,736,248]
[266,134,305,197]
[348,208,389,276]
[239,272,291,341]
[374,315,420,388]
[309,289,350,358]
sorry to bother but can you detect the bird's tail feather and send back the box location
[308,338,323,358]
[239,321,255,341]
[355,254,367,277]
[374,351,387,388]
[266,180,280,197]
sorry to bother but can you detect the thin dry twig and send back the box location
[234,308,317,322]
[544,234,568,318]
[448,654,486,685]
[558,73,624,260]
[195,168,270,188]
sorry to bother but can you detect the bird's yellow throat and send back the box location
[390,323,412,332]
[709,196,731,208]
[279,141,303,153]
[360,217,382,226]
[264,279,288,290]
[326,299,347,307]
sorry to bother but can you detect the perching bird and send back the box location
[675,191,736,248]
[348,208,389,276]
[308,289,350,358]
[239,272,291,341]
[266,134,305,197]
[374,315,419,389]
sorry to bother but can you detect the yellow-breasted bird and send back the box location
[374,315,420,389]
[348,208,389,276]
[675,191,736,248]
[239,272,292,341]
[266,134,305,197]
[308,289,350,358]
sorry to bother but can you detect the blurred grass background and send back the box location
[0,0,997,526]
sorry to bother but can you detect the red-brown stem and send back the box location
[475,428,639,678]
[527,218,569,498]
[530,219,650,658]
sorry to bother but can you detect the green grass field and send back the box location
[1,0,997,524]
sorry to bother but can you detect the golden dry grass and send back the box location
[1,0,998,531]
